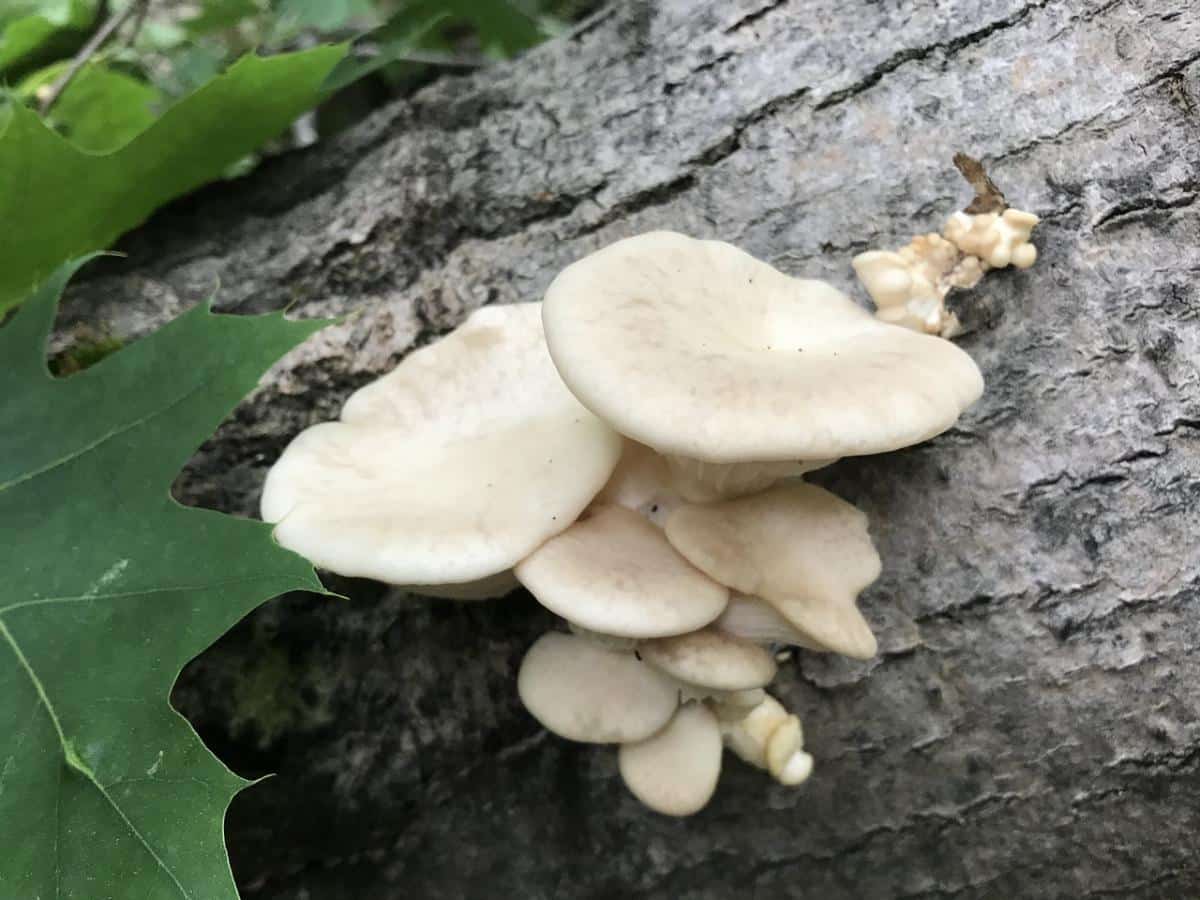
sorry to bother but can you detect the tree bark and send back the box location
[62,1,1200,897]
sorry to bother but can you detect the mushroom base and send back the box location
[662,454,835,503]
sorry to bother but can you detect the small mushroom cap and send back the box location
[641,627,777,691]
[542,231,983,462]
[618,702,722,816]
[665,482,881,660]
[852,250,917,311]
[262,303,621,585]
[517,632,679,743]
[515,505,729,638]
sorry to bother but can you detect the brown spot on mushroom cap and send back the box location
[517,632,679,743]
[641,627,777,691]
[261,303,621,586]
[515,505,729,639]
[618,702,722,816]
[542,231,983,462]
[665,482,881,660]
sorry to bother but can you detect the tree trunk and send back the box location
[61,1,1200,897]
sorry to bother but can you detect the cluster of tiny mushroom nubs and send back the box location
[262,175,1039,816]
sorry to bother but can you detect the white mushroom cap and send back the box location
[714,594,823,650]
[261,303,622,586]
[665,482,881,660]
[517,632,679,743]
[515,505,729,638]
[641,627,777,691]
[542,231,983,462]
[618,702,722,816]
[406,570,519,600]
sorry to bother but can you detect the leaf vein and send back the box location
[0,620,194,898]
[0,574,306,615]
[0,379,209,494]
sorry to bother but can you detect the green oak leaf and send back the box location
[17,61,162,152]
[0,44,345,315]
[0,258,328,899]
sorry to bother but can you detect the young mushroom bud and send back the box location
[715,693,814,786]
[260,303,621,591]
[853,156,1040,338]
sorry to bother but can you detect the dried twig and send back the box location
[122,0,150,49]
[953,152,1007,215]
[39,0,148,115]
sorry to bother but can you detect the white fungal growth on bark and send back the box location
[853,156,1040,338]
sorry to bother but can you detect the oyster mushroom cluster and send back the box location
[262,216,1037,815]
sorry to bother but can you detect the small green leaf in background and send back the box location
[274,0,375,35]
[0,0,97,73]
[0,43,345,314]
[442,0,545,57]
[17,61,162,152]
[323,7,449,95]
[0,258,328,899]
[182,0,265,38]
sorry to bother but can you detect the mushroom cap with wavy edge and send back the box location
[641,627,777,691]
[517,632,680,743]
[515,505,729,638]
[261,303,622,586]
[714,594,824,650]
[542,231,983,462]
[618,702,723,816]
[665,482,881,659]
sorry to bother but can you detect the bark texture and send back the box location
[63,1,1200,897]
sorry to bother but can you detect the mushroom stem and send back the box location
[853,155,1039,339]
[661,455,835,503]
[566,622,640,652]
[713,692,814,786]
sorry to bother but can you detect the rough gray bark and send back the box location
[63,1,1200,897]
